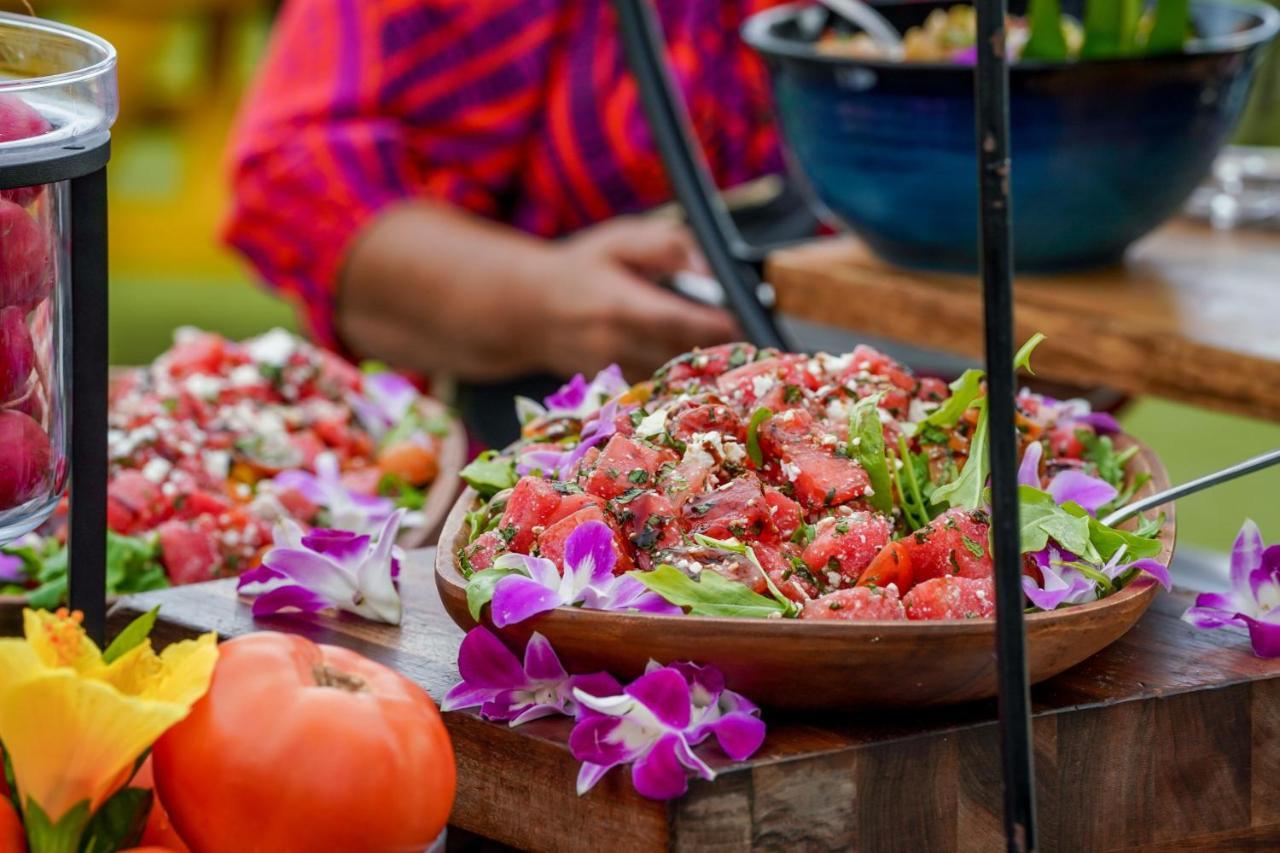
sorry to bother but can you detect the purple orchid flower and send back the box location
[441,627,621,725]
[516,365,630,426]
[517,398,627,481]
[1018,441,1118,514]
[349,369,418,441]
[0,553,26,584]
[1042,396,1122,436]
[487,521,679,627]
[1021,548,1096,610]
[238,509,406,624]
[271,451,398,532]
[570,662,766,800]
[1183,520,1280,658]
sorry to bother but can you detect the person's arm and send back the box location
[338,203,739,382]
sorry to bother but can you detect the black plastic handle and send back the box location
[612,0,792,351]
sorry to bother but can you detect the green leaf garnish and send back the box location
[917,369,984,431]
[627,565,791,619]
[848,395,893,515]
[466,566,523,621]
[1013,333,1047,375]
[460,451,518,498]
[102,606,160,665]
[1023,0,1070,60]
[746,407,771,467]
[1017,486,1093,556]
[932,399,989,511]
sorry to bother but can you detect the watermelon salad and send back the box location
[459,339,1169,622]
[0,328,448,607]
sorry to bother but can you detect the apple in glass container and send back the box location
[0,409,50,509]
[0,93,52,207]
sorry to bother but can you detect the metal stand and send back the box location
[0,136,111,644]
[972,1,1036,849]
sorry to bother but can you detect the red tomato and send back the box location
[152,633,455,853]
[130,757,189,852]
[856,540,914,592]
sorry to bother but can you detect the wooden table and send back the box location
[113,551,1280,852]
[766,219,1280,422]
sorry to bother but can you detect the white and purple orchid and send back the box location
[519,365,630,423]
[1183,519,1280,658]
[570,661,766,800]
[485,521,679,626]
[237,508,406,624]
[1018,441,1118,515]
[441,627,621,725]
[1021,544,1170,611]
[1035,394,1123,437]
[349,369,418,441]
[517,398,624,481]
[270,451,398,533]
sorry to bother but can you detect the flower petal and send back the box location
[631,733,693,800]
[544,373,589,413]
[455,627,528,690]
[1241,614,1280,658]
[271,470,326,505]
[568,672,624,706]
[1018,441,1042,488]
[576,761,614,796]
[509,702,570,727]
[439,681,497,713]
[249,584,332,617]
[300,529,371,567]
[1046,470,1118,514]
[565,521,617,585]
[569,715,642,767]
[1182,602,1246,630]
[1075,412,1122,435]
[490,575,564,627]
[624,667,692,730]
[1231,519,1264,591]
[0,554,26,583]
[1127,558,1172,591]
[260,547,355,604]
[522,632,567,682]
[700,711,766,761]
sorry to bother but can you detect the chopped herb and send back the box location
[627,469,650,485]
[961,535,986,558]
[746,407,772,467]
[783,384,803,404]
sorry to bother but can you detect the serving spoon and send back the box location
[1101,447,1280,528]
[815,0,905,54]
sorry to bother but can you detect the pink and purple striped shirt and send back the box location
[225,0,787,348]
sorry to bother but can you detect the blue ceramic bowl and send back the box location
[743,0,1280,271]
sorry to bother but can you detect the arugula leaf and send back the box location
[627,565,790,619]
[693,535,802,614]
[102,606,159,665]
[1017,486,1093,556]
[466,566,523,621]
[847,396,893,514]
[918,369,985,431]
[460,451,518,498]
[932,399,989,511]
[1087,516,1163,563]
[1023,0,1070,60]
[24,532,167,608]
[1078,432,1138,490]
[1014,333,1047,375]
[746,407,771,467]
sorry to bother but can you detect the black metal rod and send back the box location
[612,0,791,351]
[1102,447,1280,528]
[67,166,109,645]
[974,2,1036,850]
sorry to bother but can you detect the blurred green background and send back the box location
[14,1,1280,553]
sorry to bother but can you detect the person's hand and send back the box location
[527,216,742,380]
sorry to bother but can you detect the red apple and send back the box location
[0,200,52,310]
[0,306,34,403]
[0,94,51,207]
[0,409,51,509]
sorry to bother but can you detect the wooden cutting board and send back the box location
[766,219,1280,423]
[109,554,1280,852]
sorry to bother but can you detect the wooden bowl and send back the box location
[437,435,1173,710]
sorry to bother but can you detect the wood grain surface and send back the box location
[110,556,1280,852]
[766,219,1280,422]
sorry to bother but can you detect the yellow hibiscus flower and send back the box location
[0,608,217,840]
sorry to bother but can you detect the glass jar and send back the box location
[0,13,116,543]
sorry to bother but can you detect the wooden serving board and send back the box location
[110,558,1280,852]
[766,219,1280,422]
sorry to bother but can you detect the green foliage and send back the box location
[628,565,792,619]
[460,451,518,499]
